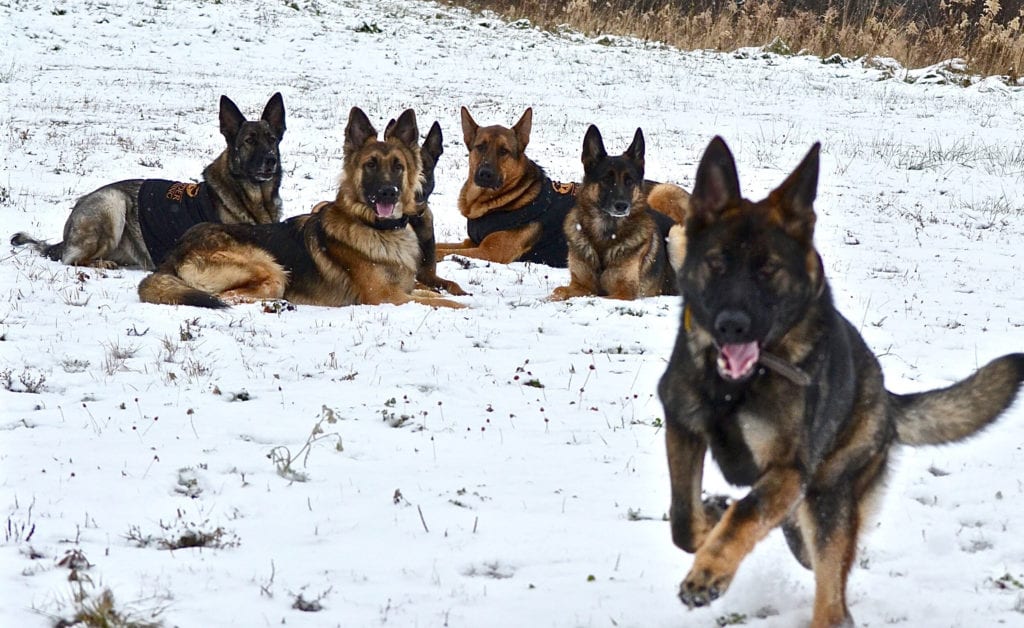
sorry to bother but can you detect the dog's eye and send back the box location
[392,160,404,173]
[705,254,726,274]
[623,175,634,187]
[244,135,256,146]
[364,159,377,171]
[474,144,486,153]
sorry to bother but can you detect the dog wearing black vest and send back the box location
[12,93,286,270]
[436,107,689,268]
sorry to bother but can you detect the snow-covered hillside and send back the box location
[2,1,1023,626]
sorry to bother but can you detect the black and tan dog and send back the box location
[12,93,286,269]
[316,118,466,295]
[550,125,680,300]
[658,136,1024,627]
[397,119,465,295]
[137,107,463,310]
[436,107,689,267]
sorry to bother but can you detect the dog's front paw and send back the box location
[678,565,734,609]
[549,286,571,301]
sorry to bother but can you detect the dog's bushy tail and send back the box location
[138,271,228,309]
[891,353,1024,445]
[11,232,64,261]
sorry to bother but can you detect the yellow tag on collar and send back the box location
[683,304,692,333]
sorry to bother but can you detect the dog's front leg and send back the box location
[664,421,713,553]
[678,466,802,608]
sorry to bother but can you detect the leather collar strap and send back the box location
[373,215,410,230]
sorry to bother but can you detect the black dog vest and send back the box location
[465,177,577,268]
[138,180,217,266]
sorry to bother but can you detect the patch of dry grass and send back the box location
[447,0,1024,79]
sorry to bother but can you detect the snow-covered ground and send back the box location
[2,1,1023,626]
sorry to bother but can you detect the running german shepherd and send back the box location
[658,136,1024,627]
[550,125,680,300]
[12,93,286,269]
[137,107,463,310]
[435,107,689,267]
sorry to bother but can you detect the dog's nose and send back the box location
[262,155,278,170]
[376,185,399,204]
[714,310,751,343]
[612,201,630,214]
[474,166,498,188]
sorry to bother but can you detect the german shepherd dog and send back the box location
[550,125,680,300]
[435,107,690,267]
[658,136,1024,627]
[137,107,463,310]
[382,118,466,296]
[12,93,286,270]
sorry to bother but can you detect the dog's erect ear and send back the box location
[581,125,607,174]
[460,107,479,149]
[385,109,419,148]
[625,127,645,173]
[690,136,741,222]
[384,118,397,137]
[261,92,286,138]
[219,95,247,142]
[768,142,820,244]
[344,107,377,154]
[513,107,533,150]
[422,121,444,162]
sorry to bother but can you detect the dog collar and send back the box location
[373,216,410,230]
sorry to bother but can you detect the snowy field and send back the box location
[2,0,1024,626]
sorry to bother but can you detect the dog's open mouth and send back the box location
[717,342,760,381]
[374,201,397,218]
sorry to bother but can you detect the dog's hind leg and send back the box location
[179,247,287,304]
[782,518,812,570]
[800,488,857,628]
[59,189,131,268]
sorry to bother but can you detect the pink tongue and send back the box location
[375,202,395,218]
[719,342,760,380]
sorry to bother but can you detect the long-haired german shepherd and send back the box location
[550,124,680,300]
[137,107,463,310]
[12,93,286,270]
[658,136,1024,627]
[435,107,689,267]
[310,118,466,296]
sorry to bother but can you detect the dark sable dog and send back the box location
[551,125,680,300]
[382,118,466,296]
[435,107,690,267]
[137,107,463,310]
[12,93,286,269]
[658,136,1024,627]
